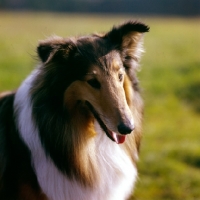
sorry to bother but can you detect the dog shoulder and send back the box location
[0,92,15,194]
[0,92,46,199]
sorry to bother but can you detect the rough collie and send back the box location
[0,21,149,200]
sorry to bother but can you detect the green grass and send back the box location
[135,17,200,200]
[0,12,200,200]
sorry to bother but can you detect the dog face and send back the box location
[35,21,149,145]
[65,53,135,144]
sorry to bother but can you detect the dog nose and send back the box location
[117,121,135,135]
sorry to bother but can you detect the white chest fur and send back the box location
[33,125,137,200]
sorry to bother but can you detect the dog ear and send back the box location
[105,21,149,69]
[37,36,76,63]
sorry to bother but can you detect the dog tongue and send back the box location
[110,131,126,144]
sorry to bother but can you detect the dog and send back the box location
[0,21,149,200]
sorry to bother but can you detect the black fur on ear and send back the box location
[37,45,53,63]
[37,36,77,63]
[105,21,149,70]
[105,21,149,45]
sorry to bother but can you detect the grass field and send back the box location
[0,12,200,200]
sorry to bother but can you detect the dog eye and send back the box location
[87,79,101,89]
[118,74,123,82]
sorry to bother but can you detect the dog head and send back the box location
[35,21,149,144]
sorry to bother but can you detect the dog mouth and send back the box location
[85,101,126,144]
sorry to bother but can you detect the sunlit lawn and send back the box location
[0,12,200,200]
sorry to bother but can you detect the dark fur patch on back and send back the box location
[0,94,43,199]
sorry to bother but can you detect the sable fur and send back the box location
[0,21,149,200]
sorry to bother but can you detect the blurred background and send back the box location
[1,0,200,16]
[0,1,200,199]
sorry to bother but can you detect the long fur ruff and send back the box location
[0,21,149,200]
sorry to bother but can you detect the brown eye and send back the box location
[119,74,123,82]
[87,79,101,89]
